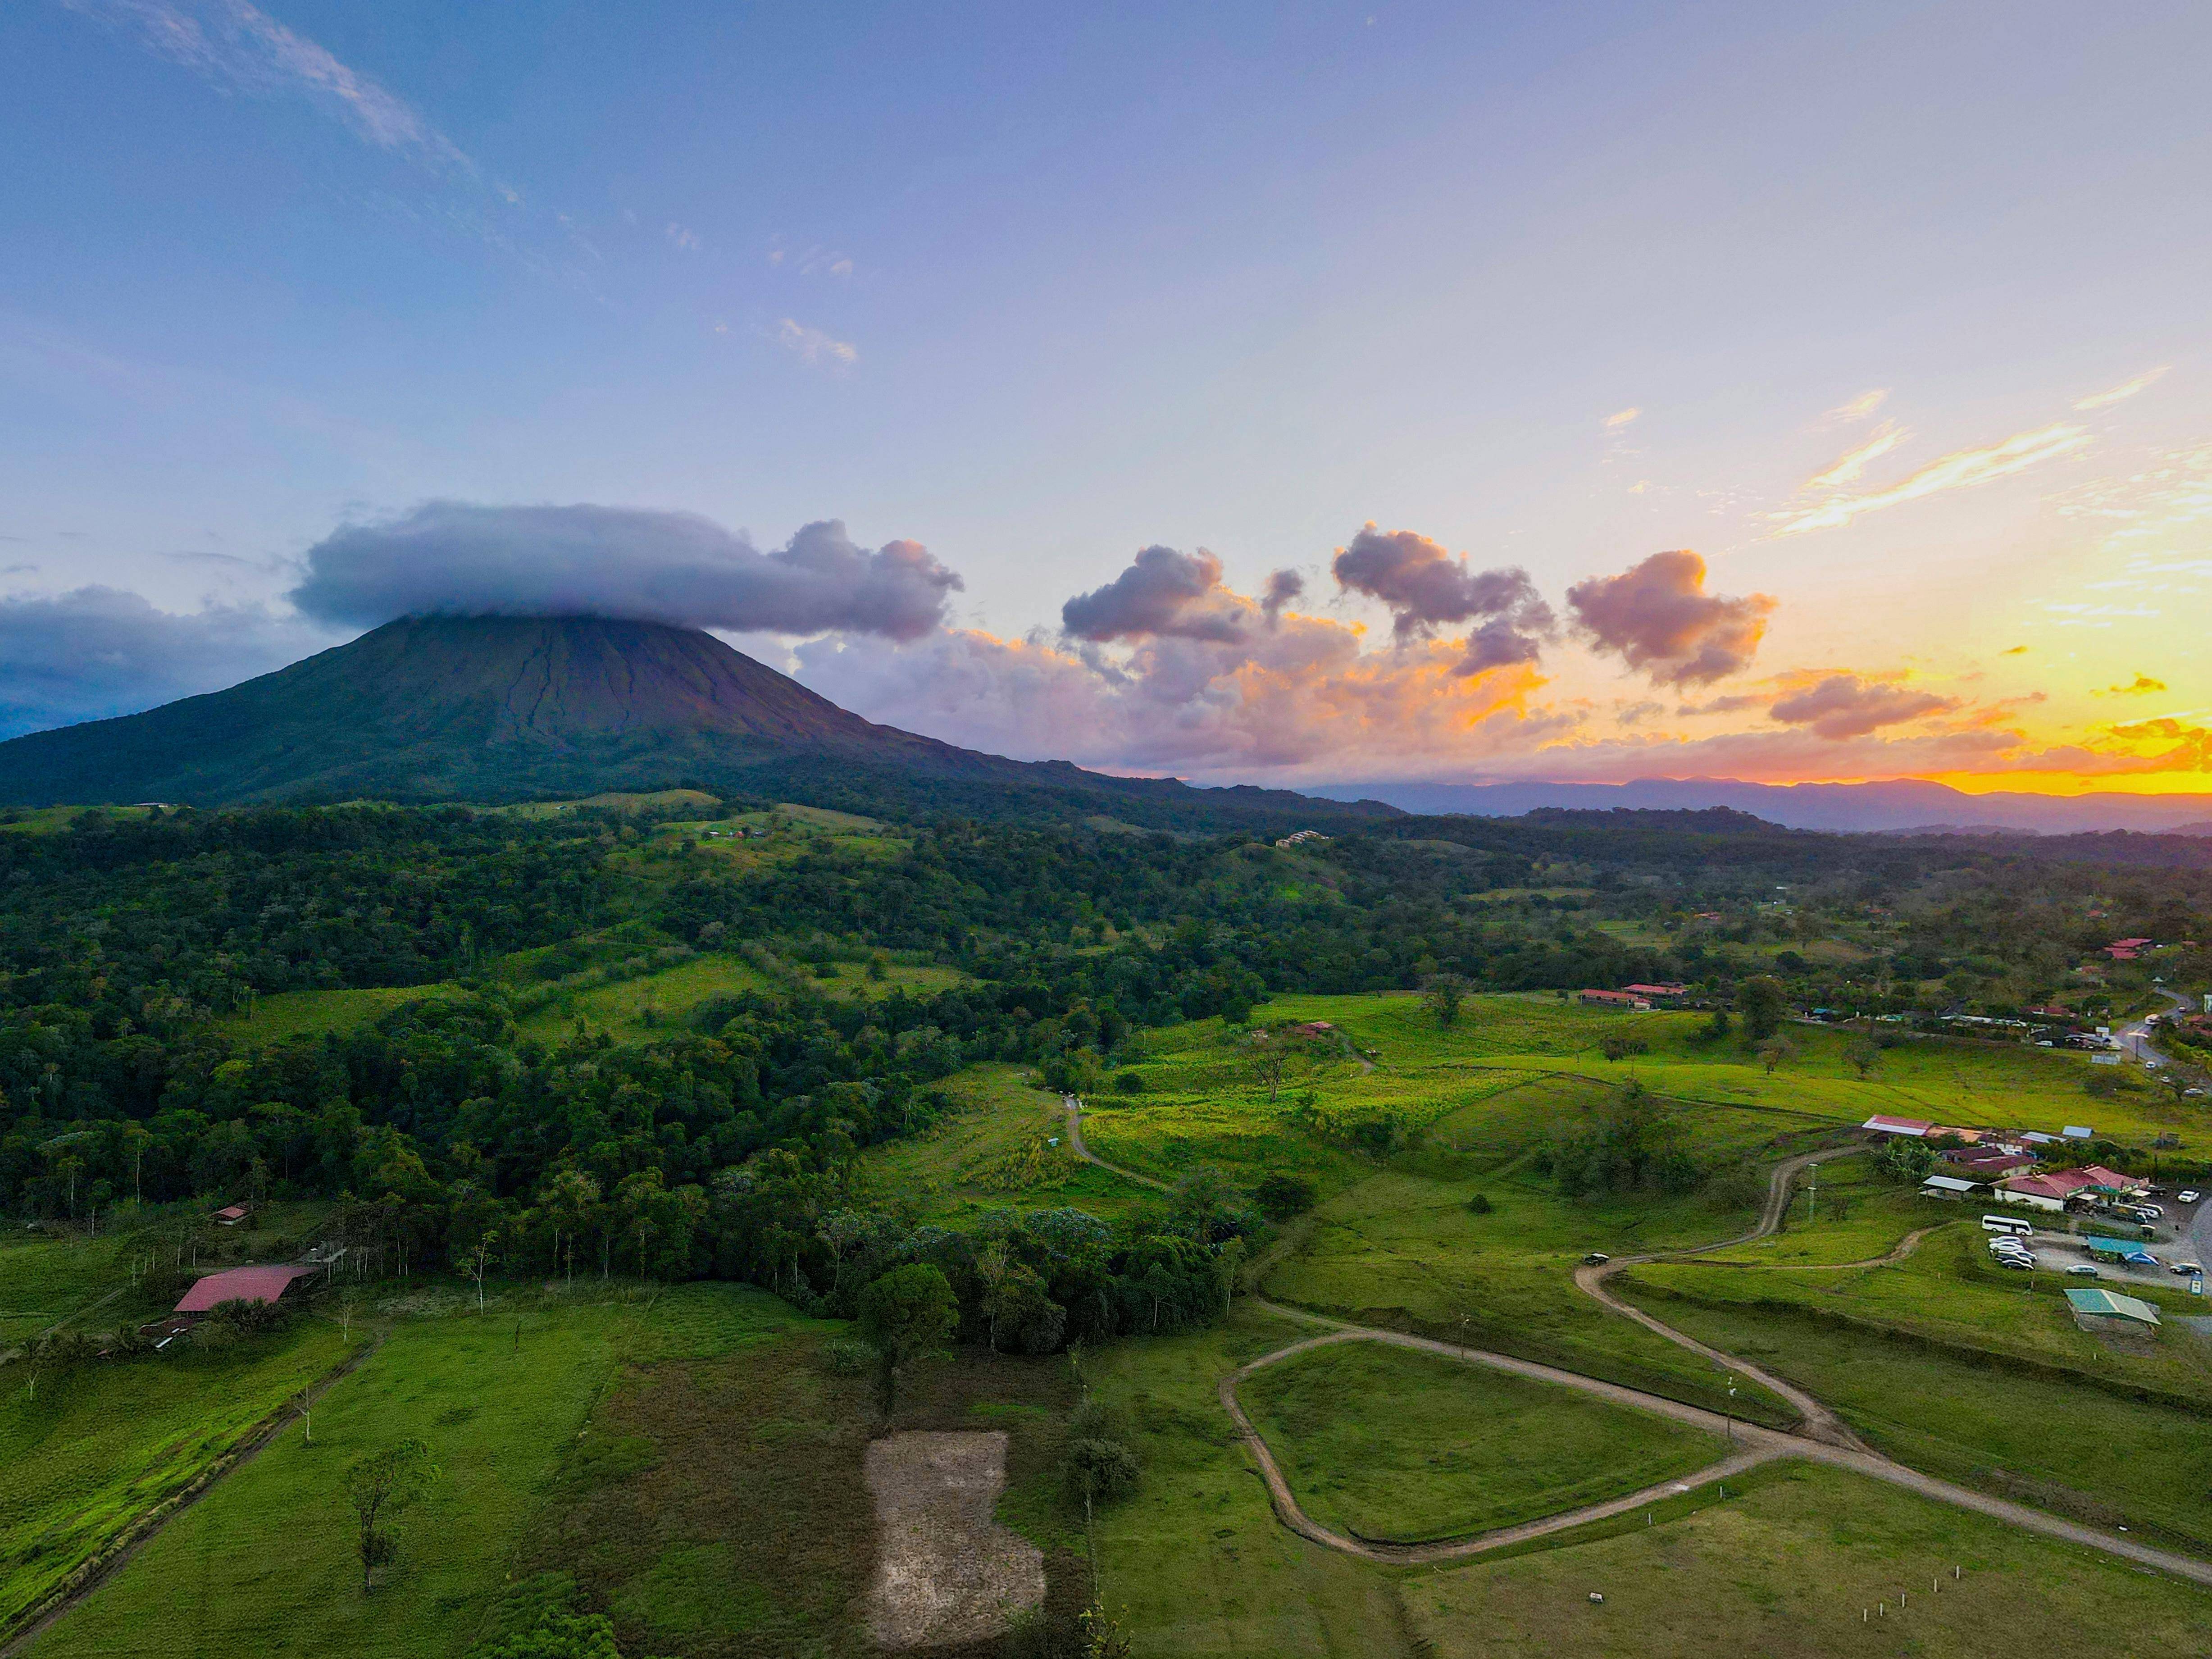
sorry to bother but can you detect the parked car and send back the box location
[2130,1203,2165,1220]
[1582,1252,1610,1266]
[2180,1189,2203,1204]
[2064,1264,2100,1278]
[1994,1254,2034,1271]
[2172,1262,2204,1277]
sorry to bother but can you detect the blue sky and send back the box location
[3,1,2209,789]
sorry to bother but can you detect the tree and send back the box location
[1737,976,1788,1041]
[539,1168,600,1286]
[1843,1038,1882,1079]
[465,1226,499,1314]
[856,1264,958,1414]
[342,1439,438,1592]
[1756,1035,1798,1075]
[1423,974,1469,1029]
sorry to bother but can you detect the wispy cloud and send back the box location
[1773,423,2091,536]
[63,0,472,175]
[1825,388,1889,423]
[1803,420,1907,492]
[665,222,700,252]
[2074,367,2169,412]
[775,318,857,369]
[1603,407,1640,429]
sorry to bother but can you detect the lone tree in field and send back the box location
[1423,974,1469,1029]
[342,1439,439,1592]
[1844,1037,1882,1080]
[1736,976,1788,1042]
[857,1263,958,1415]
[1757,1035,1798,1075]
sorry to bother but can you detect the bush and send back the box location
[1113,1071,1145,1094]
[1065,1439,1142,1508]
[1465,1192,1493,1215]
[821,1339,873,1376]
[1253,1173,1316,1220]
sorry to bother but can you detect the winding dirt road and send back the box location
[1059,1098,2212,1589]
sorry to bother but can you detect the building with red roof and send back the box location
[1579,989,1651,1010]
[173,1263,322,1316]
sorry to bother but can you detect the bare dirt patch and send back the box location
[865,1430,1045,1650]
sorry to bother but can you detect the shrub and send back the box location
[1465,1192,1493,1215]
[1253,1173,1316,1220]
[1113,1071,1145,1095]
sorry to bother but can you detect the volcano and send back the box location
[0,615,1387,828]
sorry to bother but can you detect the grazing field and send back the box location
[1607,1285,2212,1555]
[517,1285,1086,1657]
[1,1322,349,1638]
[217,984,462,1041]
[862,1064,1145,1223]
[26,1292,640,1659]
[1087,1308,1429,1658]
[1404,1461,2212,1659]
[1239,1339,1721,1542]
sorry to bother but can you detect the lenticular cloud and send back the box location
[289,501,964,640]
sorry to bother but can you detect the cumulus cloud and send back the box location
[1260,569,1304,622]
[1566,550,1775,687]
[2103,674,2168,695]
[1060,546,1247,643]
[1766,673,1956,740]
[1330,525,1554,675]
[289,502,961,639]
[0,586,330,737]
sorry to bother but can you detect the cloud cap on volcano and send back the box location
[289,502,962,639]
[1566,549,1774,687]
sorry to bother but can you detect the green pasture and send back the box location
[2,1321,348,1637]
[25,1288,681,1659]
[1239,1339,1721,1542]
[1627,1224,2212,1408]
[1608,1285,2212,1554]
[218,984,462,1042]
[863,1063,1142,1223]
[1405,1461,2212,1659]
[1087,1308,1431,1658]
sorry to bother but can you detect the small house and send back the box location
[172,1263,323,1320]
[212,1204,250,1228]
[1863,1115,1933,1138]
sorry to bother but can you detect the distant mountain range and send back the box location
[1306,777,2212,837]
[0,615,1395,832]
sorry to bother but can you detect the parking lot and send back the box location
[1993,1209,2207,1293]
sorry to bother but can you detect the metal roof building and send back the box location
[2083,1237,2159,1264]
[2064,1287,2161,1329]
[174,1263,321,1314]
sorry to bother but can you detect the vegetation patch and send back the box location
[1239,1339,1721,1543]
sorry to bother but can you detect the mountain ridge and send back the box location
[0,615,1395,831]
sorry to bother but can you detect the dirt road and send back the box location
[1054,1109,2212,1589]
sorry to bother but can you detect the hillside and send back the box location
[0,615,1390,830]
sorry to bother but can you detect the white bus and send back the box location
[1980,1214,2034,1237]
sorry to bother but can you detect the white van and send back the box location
[1981,1215,2034,1237]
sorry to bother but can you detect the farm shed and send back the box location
[1864,1115,1933,1137]
[173,1263,322,1317]
[211,1204,250,1227]
[1920,1175,1979,1199]
[2064,1288,2161,1334]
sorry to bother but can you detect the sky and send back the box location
[2,0,2209,795]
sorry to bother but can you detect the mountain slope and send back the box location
[0,615,1390,830]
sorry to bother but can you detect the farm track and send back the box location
[1,1329,387,1656]
[1059,1100,2212,1589]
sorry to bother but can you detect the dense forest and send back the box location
[4,798,2209,1348]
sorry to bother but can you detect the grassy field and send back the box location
[25,1289,648,1659]
[861,1063,1146,1224]
[519,1285,1087,1657]
[1239,1340,1721,1542]
[1608,1284,2212,1554]
[1403,1461,2212,1659]
[1087,1308,1432,1658]
[217,984,462,1042]
[2,1321,349,1636]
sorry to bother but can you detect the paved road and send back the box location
[1053,1101,2212,1589]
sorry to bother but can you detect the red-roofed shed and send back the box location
[174,1264,321,1315]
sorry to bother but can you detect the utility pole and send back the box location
[1808,1163,1817,1226]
